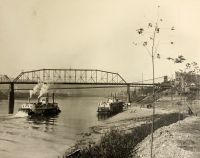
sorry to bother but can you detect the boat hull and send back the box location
[19,108,61,116]
[97,102,124,115]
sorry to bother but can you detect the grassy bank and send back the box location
[63,113,184,158]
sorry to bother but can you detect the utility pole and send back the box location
[142,73,144,96]
[171,75,174,102]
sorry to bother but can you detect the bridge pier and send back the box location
[127,84,131,103]
[8,82,15,114]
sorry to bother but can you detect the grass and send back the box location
[64,113,184,158]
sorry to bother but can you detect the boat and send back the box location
[97,98,124,115]
[18,94,61,116]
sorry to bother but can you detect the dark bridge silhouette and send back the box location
[0,74,11,83]
[14,69,127,85]
[0,69,167,114]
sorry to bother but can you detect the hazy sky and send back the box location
[0,0,200,82]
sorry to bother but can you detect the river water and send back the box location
[0,97,104,158]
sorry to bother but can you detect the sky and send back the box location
[0,0,200,82]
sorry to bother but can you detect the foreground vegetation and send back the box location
[64,113,184,158]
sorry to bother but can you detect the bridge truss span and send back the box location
[13,69,127,85]
[0,74,11,83]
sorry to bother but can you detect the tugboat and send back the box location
[18,93,61,116]
[97,98,124,115]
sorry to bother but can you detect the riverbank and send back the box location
[61,96,200,158]
[76,105,171,148]
[78,106,167,148]
[63,99,183,157]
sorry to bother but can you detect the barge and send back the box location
[97,98,124,115]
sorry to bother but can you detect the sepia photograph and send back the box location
[0,0,200,158]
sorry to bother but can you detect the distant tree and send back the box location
[179,62,200,105]
[177,62,200,90]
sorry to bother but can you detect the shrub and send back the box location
[64,113,184,158]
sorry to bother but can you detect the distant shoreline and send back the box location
[0,93,108,100]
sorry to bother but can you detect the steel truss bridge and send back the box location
[0,68,163,86]
[0,69,168,114]
[13,69,127,85]
[0,74,10,83]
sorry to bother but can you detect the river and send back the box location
[0,97,104,158]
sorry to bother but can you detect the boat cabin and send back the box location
[39,97,49,105]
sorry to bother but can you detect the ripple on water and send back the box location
[0,97,103,158]
[0,115,71,158]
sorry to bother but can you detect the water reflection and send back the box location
[26,114,60,132]
[97,111,124,121]
[0,97,104,158]
[97,113,110,120]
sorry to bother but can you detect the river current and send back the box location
[0,97,104,158]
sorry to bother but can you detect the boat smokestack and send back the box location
[52,93,55,104]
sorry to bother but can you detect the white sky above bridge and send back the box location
[0,0,200,82]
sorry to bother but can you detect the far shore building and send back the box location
[175,72,200,93]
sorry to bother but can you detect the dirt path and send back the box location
[135,116,200,158]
